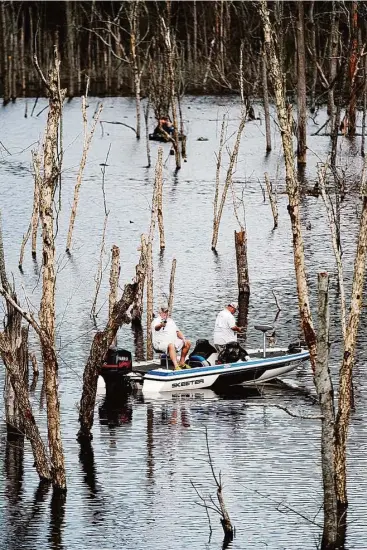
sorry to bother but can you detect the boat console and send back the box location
[188,339,218,367]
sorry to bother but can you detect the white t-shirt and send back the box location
[151,316,179,351]
[213,308,237,345]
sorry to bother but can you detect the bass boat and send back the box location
[149,132,185,142]
[98,325,310,395]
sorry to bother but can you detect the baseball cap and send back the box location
[228,302,238,309]
[159,302,169,312]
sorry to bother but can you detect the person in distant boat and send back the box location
[158,116,174,135]
[213,302,243,353]
[151,303,191,370]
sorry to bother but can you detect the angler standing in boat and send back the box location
[151,304,191,370]
[213,302,243,353]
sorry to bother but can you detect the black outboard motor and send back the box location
[217,342,249,364]
[99,347,132,394]
[288,340,306,354]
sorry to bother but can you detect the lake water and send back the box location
[0,96,366,549]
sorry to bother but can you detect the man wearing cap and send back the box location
[213,302,242,353]
[151,304,191,370]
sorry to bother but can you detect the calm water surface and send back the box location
[0,97,367,549]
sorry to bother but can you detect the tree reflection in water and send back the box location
[49,490,66,550]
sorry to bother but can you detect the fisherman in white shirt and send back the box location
[213,302,243,353]
[151,303,191,370]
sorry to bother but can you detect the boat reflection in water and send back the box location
[98,394,133,428]
[141,384,272,403]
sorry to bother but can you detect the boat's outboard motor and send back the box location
[99,347,132,394]
[217,342,249,364]
[288,340,306,354]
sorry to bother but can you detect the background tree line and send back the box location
[1,0,367,105]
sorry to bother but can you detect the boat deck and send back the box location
[133,360,161,374]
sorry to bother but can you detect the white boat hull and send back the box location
[142,351,309,394]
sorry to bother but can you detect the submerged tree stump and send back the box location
[234,230,250,296]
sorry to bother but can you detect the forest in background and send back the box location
[0,0,367,104]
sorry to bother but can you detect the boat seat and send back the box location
[254,325,274,333]
[254,325,274,358]
[189,339,217,360]
[153,347,172,369]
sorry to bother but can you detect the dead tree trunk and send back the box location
[0,211,51,481]
[18,150,41,269]
[264,172,278,229]
[212,113,246,250]
[161,17,181,170]
[90,215,108,319]
[308,1,318,114]
[193,0,198,84]
[0,3,10,105]
[296,1,307,165]
[156,148,165,251]
[212,115,226,249]
[131,234,147,324]
[4,325,29,438]
[129,2,141,140]
[31,150,41,257]
[20,11,26,96]
[146,239,154,360]
[90,147,110,319]
[10,2,17,102]
[237,292,250,344]
[234,230,250,296]
[262,44,271,152]
[315,272,338,549]
[327,2,339,131]
[347,1,358,137]
[318,161,346,339]
[334,189,367,509]
[35,49,67,490]
[66,92,103,253]
[109,245,120,320]
[168,258,177,315]
[78,253,146,440]
[30,351,39,390]
[206,428,234,542]
[362,53,367,157]
[65,1,75,99]
[144,98,152,167]
[259,0,317,372]
[146,150,161,359]
[0,336,52,480]
[177,93,187,161]
[1,211,28,437]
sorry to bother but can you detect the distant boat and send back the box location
[148,132,185,142]
[99,325,310,395]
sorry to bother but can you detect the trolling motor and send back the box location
[99,347,133,395]
[254,325,274,358]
